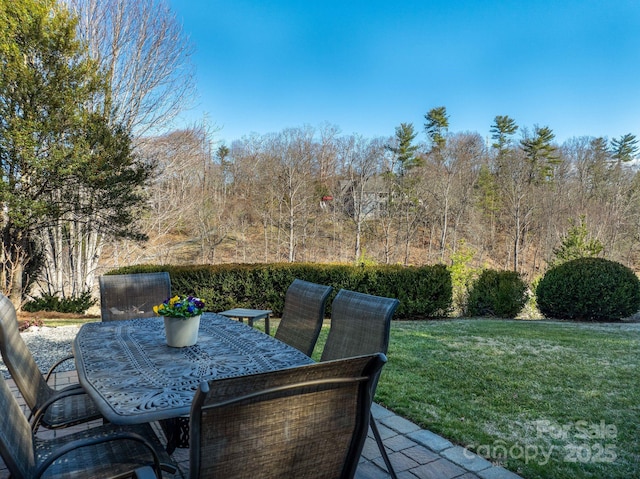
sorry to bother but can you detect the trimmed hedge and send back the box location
[107,262,453,319]
[536,257,640,321]
[465,269,528,318]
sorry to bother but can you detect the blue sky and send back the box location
[167,0,640,146]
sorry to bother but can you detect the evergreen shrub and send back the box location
[465,269,528,318]
[23,291,96,314]
[536,257,640,321]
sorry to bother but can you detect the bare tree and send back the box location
[77,119,640,278]
[317,123,340,184]
[107,125,228,268]
[65,0,196,135]
[336,135,386,262]
[269,128,317,262]
[444,133,486,253]
[227,135,273,261]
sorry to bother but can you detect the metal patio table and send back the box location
[73,313,314,450]
[218,308,272,335]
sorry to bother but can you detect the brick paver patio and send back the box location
[0,371,522,479]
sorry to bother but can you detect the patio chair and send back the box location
[0,368,175,479]
[99,271,171,321]
[0,294,102,433]
[136,353,386,479]
[274,279,332,356]
[320,289,400,479]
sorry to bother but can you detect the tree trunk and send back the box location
[288,201,295,263]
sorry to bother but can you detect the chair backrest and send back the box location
[274,279,332,356]
[99,272,171,321]
[320,289,399,362]
[189,353,386,479]
[0,294,53,413]
[0,354,37,479]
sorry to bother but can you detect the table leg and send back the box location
[226,314,270,334]
[160,417,190,454]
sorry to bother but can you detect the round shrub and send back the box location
[465,269,528,318]
[536,257,640,321]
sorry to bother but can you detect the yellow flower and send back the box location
[154,295,205,318]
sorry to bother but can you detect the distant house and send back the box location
[339,175,391,220]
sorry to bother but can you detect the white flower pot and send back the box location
[163,315,201,347]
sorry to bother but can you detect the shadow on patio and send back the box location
[0,370,522,479]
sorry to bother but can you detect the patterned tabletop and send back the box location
[73,313,314,424]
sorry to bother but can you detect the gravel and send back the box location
[4,319,639,380]
[1,325,80,379]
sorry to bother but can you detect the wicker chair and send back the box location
[0,294,102,433]
[134,353,385,479]
[99,272,171,321]
[0,369,175,479]
[320,289,400,479]
[274,279,332,356]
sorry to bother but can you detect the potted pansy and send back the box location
[154,295,205,347]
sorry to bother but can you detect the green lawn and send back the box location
[313,319,640,479]
[42,315,639,478]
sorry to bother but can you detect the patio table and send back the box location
[218,308,272,335]
[73,313,314,426]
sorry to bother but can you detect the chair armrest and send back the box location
[30,388,93,433]
[34,431,167,479]
[133,466,159,479]
[44,354,75,382]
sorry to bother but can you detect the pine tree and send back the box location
[520,125,560,184]
[551,216,604,267]
[386,123,421,176]
[424,106,449,152]
[610,133,638,164]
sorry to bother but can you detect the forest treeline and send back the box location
[3,2,637,305]
[111,107,640,284]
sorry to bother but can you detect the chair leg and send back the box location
[370,414,398,479]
